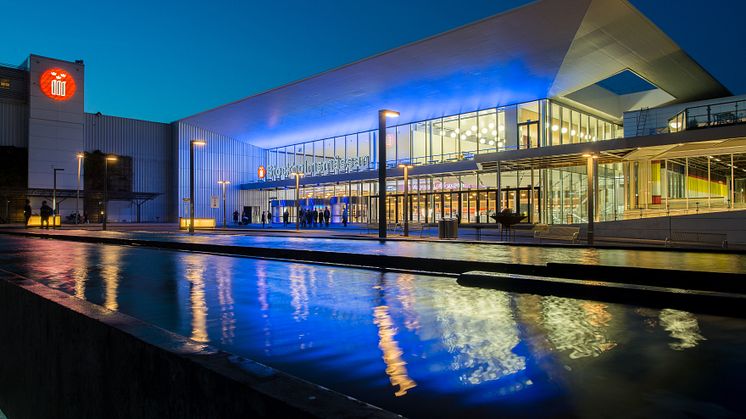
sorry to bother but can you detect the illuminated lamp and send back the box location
[492,130,497,136]
[488,122,495,129]
[561,127,568,134]
[466,130,472,136]
[479,138,486,144]
[460,135,466,140]
[551,125,559,132]
[450,132,456,138]
[488,140,495,146]
[481,128,488,134]
[470,125,477,131]
[571,130,576,136]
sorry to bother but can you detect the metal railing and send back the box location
[668,99,746,132]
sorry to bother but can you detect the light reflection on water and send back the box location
[0,237,745,418]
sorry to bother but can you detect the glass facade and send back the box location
[264,100,622,181]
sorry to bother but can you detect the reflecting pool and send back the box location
[0,236,744,418]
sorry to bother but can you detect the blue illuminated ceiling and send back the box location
[180,0,729,149]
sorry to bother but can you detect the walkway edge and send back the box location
[457,271,746,318]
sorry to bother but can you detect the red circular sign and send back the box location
[258,166,266,179]
[39,68,77,101]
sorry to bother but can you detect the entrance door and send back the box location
[518,121,540,149]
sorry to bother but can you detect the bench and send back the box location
[666,231,728,248]
[534,225,580,243]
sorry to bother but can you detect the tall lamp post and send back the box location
[53,167,65,229]
[103,155,117,231]
[76,153,84,224]
[217,180,230,228]
[189,140,206,234]
[378,109,399,239]
[290,172,304,231]
[398,164,413,237]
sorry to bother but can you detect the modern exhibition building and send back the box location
[2,0,745,233]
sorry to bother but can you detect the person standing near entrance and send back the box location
[23,199,32,227]
[342,206,348,227]
[233,210,239,225]
[312,208,318,228]
[324,207,331,227]
[39,201,52,230]
[283,210,289,227]
[261,211,267,228]
[299,208,305,228]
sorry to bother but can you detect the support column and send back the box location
[708,157,712,209]
[496,160,502,213]
[685,157,689,210]
[731,154,736,209]
[664,159,669,212]
[586,156,596,245]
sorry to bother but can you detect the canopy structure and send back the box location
[180,0,729,149]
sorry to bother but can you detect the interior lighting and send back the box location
[561,127,568,134]
[460,135,467,140]
[471,125,477,131]
[489,140,495,146]
[481,128,488,134]
[466,130,472,136]
[479,138,486,144]
[492,130,498,136]
[551,125,559,132]
[571,130,576,136]
[455,128,460,133]
[450,132,457,138]
[488,122,495,129]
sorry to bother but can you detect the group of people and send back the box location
[23,199,54,229]
[297,206,332,228]
[230,205,350,228]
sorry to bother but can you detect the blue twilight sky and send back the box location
[2,0,745,123]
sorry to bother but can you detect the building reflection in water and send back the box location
[373,305,417,397]
[540,296,616,359]
[429,284,525,385]
[659,309,706,350]
[395,274,420,332]
[289,264,310,322]
[215,256,235,345]
[184,254,208,343]
[72,247,88,299]
[100,245,123,311]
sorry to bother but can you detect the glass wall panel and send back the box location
[459,112,478,156]
[397,124,411,163]
[412,122,427,165]
[442,116,459,161]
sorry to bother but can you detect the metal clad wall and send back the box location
[177,122,267,222]
[85,114,174,221]
[0,101,28,147]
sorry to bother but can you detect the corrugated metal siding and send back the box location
[0,101,28,147]
[85,114,174,222]
[177,122,266,220]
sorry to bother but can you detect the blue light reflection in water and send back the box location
[1,236,745,418]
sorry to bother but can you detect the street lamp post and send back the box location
[103,155,117,231]
[52,167,64,229]
[378,109,399,239]
[189,140,206,234]
[291,172,303,231]
[217,180,230,228]
[398,164,413,236]
[76,153,84,224]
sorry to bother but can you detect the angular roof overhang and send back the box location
[180,0,730,149]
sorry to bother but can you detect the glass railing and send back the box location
[668,99,746,133]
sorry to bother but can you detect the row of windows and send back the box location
[264,100,622,181]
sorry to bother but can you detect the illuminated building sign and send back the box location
[257,165,266,179]
[0,79,9,89]
[266,155,371,180]
[39,68,77,101]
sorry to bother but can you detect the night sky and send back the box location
[2,0,744,123]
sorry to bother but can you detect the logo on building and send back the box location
[257,166,266,179]
[39,68,77,101]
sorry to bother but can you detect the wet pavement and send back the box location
[8,227,746,274]
[1,236,745,418]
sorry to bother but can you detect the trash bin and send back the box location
[438,218,459,239]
